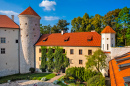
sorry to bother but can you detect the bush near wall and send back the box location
[87,74,106,86]
[65,67,98,82]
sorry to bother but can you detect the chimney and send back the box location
[61,30,65,35]
[91,30,96,32]
[11,15,14,21]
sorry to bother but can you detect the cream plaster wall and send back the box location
[0,28,19,77]
[35,46,100,72]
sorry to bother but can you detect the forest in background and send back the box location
[40,7,130,46]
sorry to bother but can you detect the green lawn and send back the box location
[0,73,55,84]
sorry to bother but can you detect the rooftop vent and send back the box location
[87,35,93,41]
[64,36,70,42]
[43,37,48,42]
[61,30,65,35]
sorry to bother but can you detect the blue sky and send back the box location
[0,0,130,32]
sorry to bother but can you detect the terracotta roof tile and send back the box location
[35,32,101,46]
[109,52,130,86]
[101,26,116,33]
[0,15,19,28]
[19,7,40,17]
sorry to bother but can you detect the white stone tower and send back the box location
[101,26,116,77]
[18,7,41,73]
[101,26,116,52]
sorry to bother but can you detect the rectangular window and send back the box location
[69,59,73,64]
[39,57,41,61]
[79,49,82,55]
[112,44,113,47]
[46,49,48,53]
[88,50,92,55]
[46,58,48,61]
[79,60,83,64]
[107,44,109,50]
[16,40,18,43]
[53,49,55,53]
[63,49,65,53]
[1,37,6,43]
[1,48,5,54]
[39,49,41,53]
[70,49,74,54]
[103,44,104,50]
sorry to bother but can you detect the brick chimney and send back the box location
[11,15,14,21]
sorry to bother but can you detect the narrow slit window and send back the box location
[107,44,109,50]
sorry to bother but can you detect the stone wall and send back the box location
[111,47,130,59]
[19,15,41,73]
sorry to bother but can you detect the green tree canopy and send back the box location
[86,49,107,73]
[40,24,51,34]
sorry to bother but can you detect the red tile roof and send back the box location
[35,32,101,46]
[101,26,116,33]
[109,52,130,86]
[19,6,40,17]
[0,15,19,28]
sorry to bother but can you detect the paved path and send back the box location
[0,74,64,86]
[46,73,65,83]
[0,80,60,86]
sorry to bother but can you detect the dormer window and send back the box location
[87,35,93,41]
[64,36,70,42]
[43,37,48,42]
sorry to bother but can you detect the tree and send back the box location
[41,46,47,71]
[40,24,51,34]
[53,46,69,73]
[86,49,106,73]
[91,14,103,34]
[116,7,130,46]
[51,19,70,33]
[57,19,70,32]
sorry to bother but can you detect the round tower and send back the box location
[18,7,41,73]
[101,26,116,52]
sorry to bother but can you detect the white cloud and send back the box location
[0,10,19,24]
[0,10,19,15]
[39,0,56,11]
[44,16,59,21]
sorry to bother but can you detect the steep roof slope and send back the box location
[35,32,101,46]
[109,52,130,86]
[101,26,116,33]
[0,15,19,29]
[19,6,40,17]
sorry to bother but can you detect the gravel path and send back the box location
[0,80,60,86]
[46,73,64,83]
[0,74,64,86]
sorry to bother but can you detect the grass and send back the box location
[0,73,55,84]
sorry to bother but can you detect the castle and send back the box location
[0,7,129,78]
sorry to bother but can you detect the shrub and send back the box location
[41,77,46,81]
[53,80,59,84]
[87,74,105,86]
[66,67,97,82]
[83,70,97,81]
[29,67,35,73]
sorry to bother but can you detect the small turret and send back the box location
[101,26,116,52]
